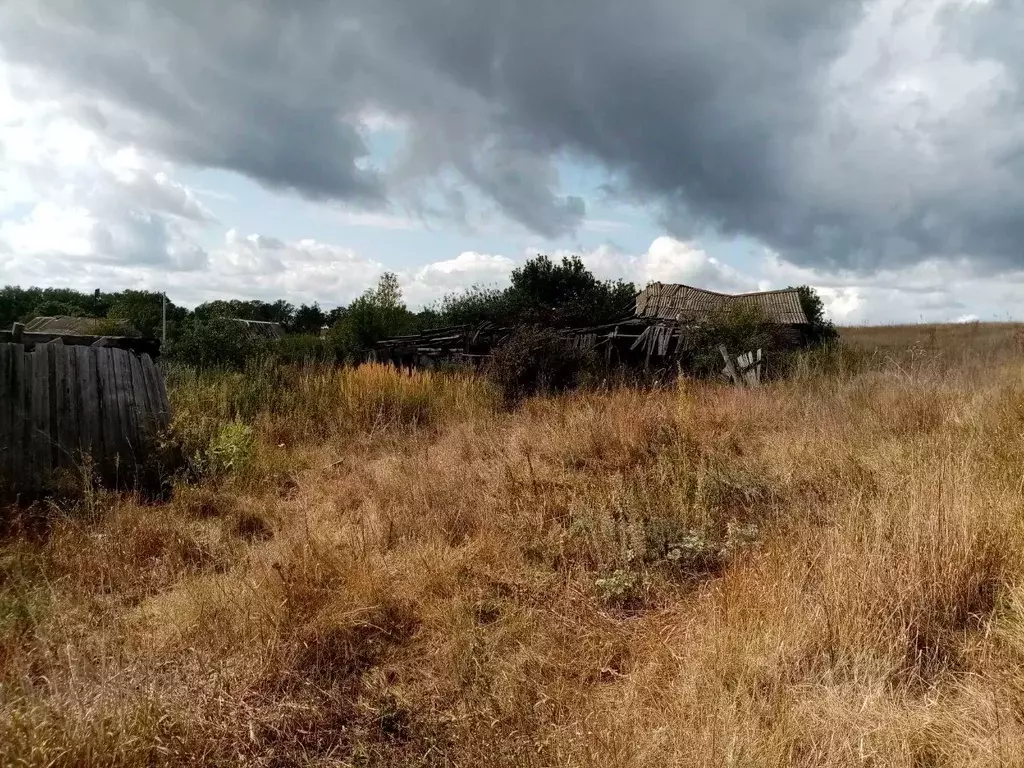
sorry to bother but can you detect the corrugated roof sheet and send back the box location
[635,283,808,325]
[227,318,284,340]
[22,316,132,335]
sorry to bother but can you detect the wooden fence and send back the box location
[1,341,171,499]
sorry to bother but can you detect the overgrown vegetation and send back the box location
[4,323,1024,765]
[485,325,597,404]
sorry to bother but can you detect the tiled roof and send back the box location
[635,283,808,325]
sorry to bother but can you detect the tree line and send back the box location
[1,254,834,369]
[1,256,639,366]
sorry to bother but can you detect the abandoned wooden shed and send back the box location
[374,282,812,369]
[1,325,172,501]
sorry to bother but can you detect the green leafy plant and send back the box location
[595,568,646,606]
[203,421,255,477]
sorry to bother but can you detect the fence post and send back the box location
[719,344,745,388]
[11,323,24,344]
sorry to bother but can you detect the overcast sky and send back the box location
[2,0,1023,324]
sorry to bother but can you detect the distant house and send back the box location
[635,283,809,326]
[226,318,285,340]
[23,315,137,337]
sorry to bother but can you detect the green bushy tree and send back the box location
[165,317,268,370]
[328,273,416,361]
[792,285,839,345]
[435,255,636,330]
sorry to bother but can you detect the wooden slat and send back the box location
[31,347,52,492]
[21,350,36,495]
[46,343,61,473]
[76,345,100,468]
[95,347,121,481]
[0,344,12,494]
[58,346,80,471]
[140,355,162,430]
[152,358,171,428]
[10,345,26,497]
[128,351,151,438]
[111,349,136,464]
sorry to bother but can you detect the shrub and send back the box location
[686,304,790,380]
[272,334,336,365]
[486,326,598,404]
[793,285,839,346]
[165,317,268,370]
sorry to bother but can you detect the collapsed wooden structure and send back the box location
[372,283,811,377]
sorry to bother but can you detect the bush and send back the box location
[686,304,790,380]
[165,318,268,370]
[271,334,336,365]
[486,326,597,404]
[793,285,839,346]
[203,421,255,477]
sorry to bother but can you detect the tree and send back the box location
[436,255,636,329]
[1,286,113,328]
[165,316,267,370]
[108,290,184,338]
[193,299,295,326]
[791,285,838,345]
[328,272,415,360]
[437,286,508,327]
[28,299,88,319]
[290,302,327,334]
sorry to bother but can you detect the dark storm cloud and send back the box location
[4,0,1024,269]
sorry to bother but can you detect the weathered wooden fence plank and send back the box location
[0,344,11,493]
[153,359,170,427]
[10,345,26,496]
[57,345,79,471]
[31,348,50,493]
[95,347,121,478]
[128,351,150,436]
[112,349,135,462]
[76,344,101,465]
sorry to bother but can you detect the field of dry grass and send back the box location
[5,323,1024,766]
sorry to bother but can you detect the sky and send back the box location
[1,0,1023,325]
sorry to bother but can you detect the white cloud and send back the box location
[562,237,753,294]
[401,251,516,306]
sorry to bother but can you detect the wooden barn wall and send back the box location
[0,342,171,500]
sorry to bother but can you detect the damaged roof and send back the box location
[635,283,809,325]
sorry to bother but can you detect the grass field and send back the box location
[4,323,1024,766]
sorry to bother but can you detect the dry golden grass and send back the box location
[5,329,1024,766]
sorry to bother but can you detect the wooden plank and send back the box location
[11,323,24,343]
[75,345,100,470]
[111,349,136,465]
[0,344,11,495]
[153,358,171,427]
[95,347,122,481]
[719,344,745,388]
[31,346,52,492]
[128,351,152,439]
[58,346,80,471]
[140,356,160,429]
[46,343,61,474]
[141,355,169,430]
[9,345,26,496]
